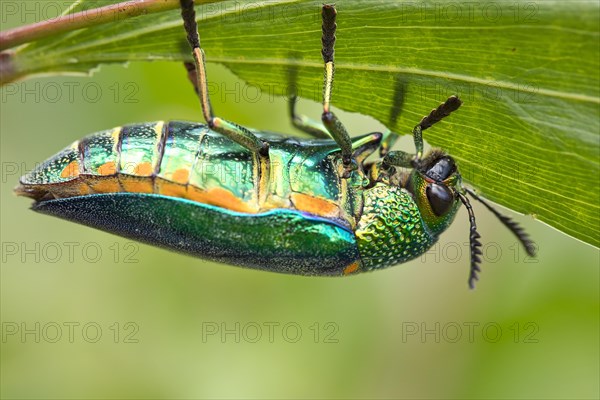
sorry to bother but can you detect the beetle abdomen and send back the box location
[18,121,354,217]
[19,121,173,199]
[18,121,257,209]
[19,121,273,211]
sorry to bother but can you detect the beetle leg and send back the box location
[184,61,200,96]
[285,61,330,138]
[382,150,414,170]
[379,150,415,183]
[287,93,330,139]
[179,0,269,158]
[379,132,400,158]
[319,4,356,177]
[413,95,463,160]
[180,0,270,206]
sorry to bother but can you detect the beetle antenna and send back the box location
[465,187,537,257]
[457,192,483,289]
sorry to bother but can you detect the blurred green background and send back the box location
[1,7,599,400]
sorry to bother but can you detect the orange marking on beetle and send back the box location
[60,161,80,178]
[134,162,153,176]
[83,176,121,193]
[187,186,257,213]
[119,175,154,193]
[97,161,117,176]
[79,184,91,195]
[343,261,360,275]
[48,181,92,198]
[171,169,190,185]
[290,193,340,218]
[156,179,187,198]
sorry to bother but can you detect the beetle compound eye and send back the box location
[425,156,456,182]
[426,183,454,216]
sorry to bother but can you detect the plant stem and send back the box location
[0,0,218,51]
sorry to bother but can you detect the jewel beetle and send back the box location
[15,1,536,288]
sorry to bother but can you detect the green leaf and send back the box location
[2,0,599,247]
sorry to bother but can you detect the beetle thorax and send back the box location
[355,183,436,270]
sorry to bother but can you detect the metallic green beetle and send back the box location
[16,1,535,288]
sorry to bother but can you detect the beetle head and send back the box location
[407,149,462,235]
[406,149,537,288]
